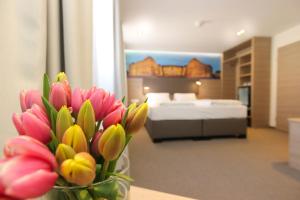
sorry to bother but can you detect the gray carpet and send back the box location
[128,128,300,200]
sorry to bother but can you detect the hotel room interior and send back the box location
[1,0,300,199]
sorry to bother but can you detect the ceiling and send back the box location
[120,0,300,53]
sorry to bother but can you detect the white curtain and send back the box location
[93,0,127,99]
[47,0,93,88]
[0,0,93,151]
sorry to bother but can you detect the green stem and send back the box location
[100,160,109,181]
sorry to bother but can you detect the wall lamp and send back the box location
[196,81,202,86]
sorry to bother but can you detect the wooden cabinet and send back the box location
[221,37,271,127]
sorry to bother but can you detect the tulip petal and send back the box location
[0,156,51,185]
[49,83,67,111]
[29,105,50,126]
[19,91,27,112]
[71,88,84,114]
[3,136,57,170]
[22,112,51,144]
[5,170,57,199]
[60,152,95,186]
[103,109,122,129]
[89,89,105,120]
[12,114,26,135]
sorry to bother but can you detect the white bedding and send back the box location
[148,100,247,120]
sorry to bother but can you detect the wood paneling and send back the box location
[127,77,144,104]
[251,37,271,127]
[127,77,221,102]
[221,63,237,99]
[143,77,198,94]
[198,79,221,99]
[277,41,300,131]
[221,37,271,127]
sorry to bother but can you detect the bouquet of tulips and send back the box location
[0,72,148,200]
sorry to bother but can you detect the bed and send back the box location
[145,93,247,142]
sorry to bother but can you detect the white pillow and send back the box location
[146,93,171,106]
[173,93,197,101]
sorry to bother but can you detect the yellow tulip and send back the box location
[126,103,148,134]
[62,125,88,153]
[56,106,73,141]
[55,72,68,82]
[60,152,96,186]
[55,144,76,165]
[77,100,96,140]
[98,124,125,161]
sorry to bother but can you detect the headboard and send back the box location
[142,77,199,94]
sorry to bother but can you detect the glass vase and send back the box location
[43,153,130,200]
[43,177,128,200]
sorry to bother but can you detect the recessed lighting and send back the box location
[237,29,245,36]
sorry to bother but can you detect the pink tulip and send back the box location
[12,105,51,144]
[71,88,84,114]
[20,90,44,112]
[49,82,71,111]
[89,89,123,121]
[91,131,102,156]
[102,108,123,129]
[3,136,57,169]
[71,87,125,121]
[0,136,58,199]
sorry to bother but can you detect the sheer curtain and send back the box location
[47,0,93,88]
[93,0,127,99]
[0,0,93,151]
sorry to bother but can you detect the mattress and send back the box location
[148,100,247,120]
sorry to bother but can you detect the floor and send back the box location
[128,128,300,200]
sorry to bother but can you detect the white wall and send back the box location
[270,24,300,127]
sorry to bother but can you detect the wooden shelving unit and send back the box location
[221,37,271,127]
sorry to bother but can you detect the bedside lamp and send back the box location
[143,86,150,94]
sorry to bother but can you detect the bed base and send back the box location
[145,118,247,143]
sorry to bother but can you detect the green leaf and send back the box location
[43,73,50,100]
[47,131,59,153]
[106,172,134,182]
[42,96,58,130]
[144,97,148,103]
[51,130,59,147]
[121,96,126,104]
[121,108,129,128]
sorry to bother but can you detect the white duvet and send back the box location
[148,100,247,121]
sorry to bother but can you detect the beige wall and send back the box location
[276,41,300,131]
[270,24,300,127]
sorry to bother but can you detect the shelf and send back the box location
[240,73,251,78]
[239,62,251,68]
[238,84,252,87]
[239,51,251,58]
[223,56,238,64]
[224,51,251,64]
